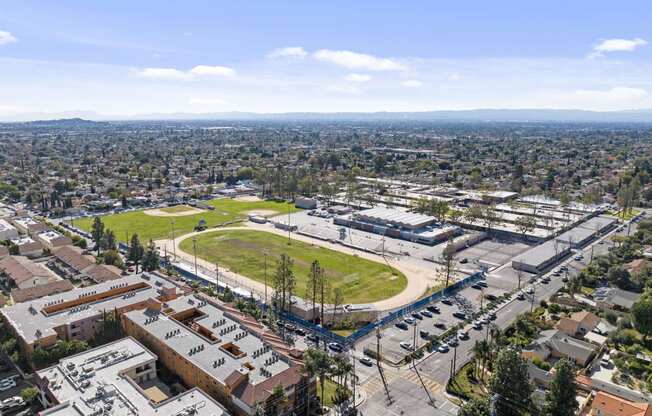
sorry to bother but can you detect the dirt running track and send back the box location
[153,222,441,311]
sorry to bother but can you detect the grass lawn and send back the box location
[159,205,196,213]
[73,198,300,243]
[179,229,407,304]
[446,361,487,401]
[318,379,345,408]
[607,209,641,221]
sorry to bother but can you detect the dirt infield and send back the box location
[246,209,279,217]
[143,206,205,217]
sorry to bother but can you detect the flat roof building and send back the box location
[0,218,19,241]
[0,273,188,361]
[512,239,572,274]
[36,337,230,416]
[122,294,313,416]
[12,216,49,236]
[36,230,73,250]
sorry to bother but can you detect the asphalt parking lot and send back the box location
[457,239,531,268]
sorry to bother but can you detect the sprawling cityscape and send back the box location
[1,2,652,416]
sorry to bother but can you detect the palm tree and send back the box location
[303,348,332,413]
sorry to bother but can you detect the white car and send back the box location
[1,396,24,409]
[438,343,450,353]
[400,341,413,351]
[0,379,16,391]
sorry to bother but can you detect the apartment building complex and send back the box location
[122,293,314,416]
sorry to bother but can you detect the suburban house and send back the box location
[50,245,122,283]
[9,236,43,257]
[11,280,75,303]
[594,287,642,311]
[582,391,652,416]
[556,311,601,338]
[0,256,59,289]
[522,329,598,367]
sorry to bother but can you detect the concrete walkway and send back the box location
[153,222,444,311]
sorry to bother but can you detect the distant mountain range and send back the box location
[2,109,652,123]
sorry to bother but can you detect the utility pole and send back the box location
[192,236,198,278]
[170,219,176,261]
[215,262,219,295]
[287,203,291,245]
[530,283,536,313]
[263,250,268,306]
[375,326,392,404]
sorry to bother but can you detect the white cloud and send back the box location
[138,65,235,80]
[589,38,647,58]
[574,86,647,101]
[344,73,371,82]
[401,80,422,87]
[313,49,406,71]
[0,31,18,45]
[189,98,228,105]
[267,46,307,59]
[190,65,236,77]
[327,85,361,95]
[448,73,463,81]
[139,67,191,80]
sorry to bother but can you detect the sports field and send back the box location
[74,199,300,243]
[159,205,196,213]
[179,229,407,304]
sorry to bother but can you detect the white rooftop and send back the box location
[38,337,229,416]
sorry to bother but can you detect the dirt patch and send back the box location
[144,207,205,217]
[235,195,262,202]
[247,209,279,217]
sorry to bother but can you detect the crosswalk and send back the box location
[359,369,444,399]
[400,370,444,394]
[359,372,397,398]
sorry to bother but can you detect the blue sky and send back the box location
[1,1,652,117]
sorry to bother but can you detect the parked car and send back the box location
[404,317,416,325]
[452,312,467,320]
[294,328,306,336]
[284,323,296,331]
[488,312,497,321]
[517,292,526,300]
[601,354,611,367]
[438,343,450,353]
[561,276,569,283]
[359,357,374,366]
[328,343,343,353]
[411,312,423,320]
[399,341,413,351]
[420,310,433,318]
[442,298,453,305]
[427,305,440,313]
[477,281,488,288]
[447,337,459,347]
[419,330,430,339]
[485,294,498,301]
[434,322,447,330]
[459,258,469,264]
[472,321,483,330]
[471,283,483,290]
[306,333,319,342]
[0,396,24,409]
[526,287,534,295]
[458,331,469,340]
[0,379,16,391]
[395,322,409,330]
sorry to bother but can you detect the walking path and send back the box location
[153,221,443,311]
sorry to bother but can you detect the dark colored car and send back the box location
[427,305,441,313]
[328,343,343,353]
[295,328,306,336]
[442,298,453,305]
[411,312,423,320]
[306,333,319,342]
[395,322,409,330]
[434,322,447,330]
[420,330,430,339]
[453,312,467,320]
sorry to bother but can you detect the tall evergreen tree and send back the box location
[543,358,578,416]
[128,234,144,273]
[91,217,104,255]
[489,348,533,416]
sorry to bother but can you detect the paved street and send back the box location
[355,217,638,415]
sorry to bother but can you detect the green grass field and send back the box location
[159,205,196,213]
[179,229,407,304]
[74,198,300,243]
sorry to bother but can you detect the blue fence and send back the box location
[342,271,484,345]
[167,258,483,348]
